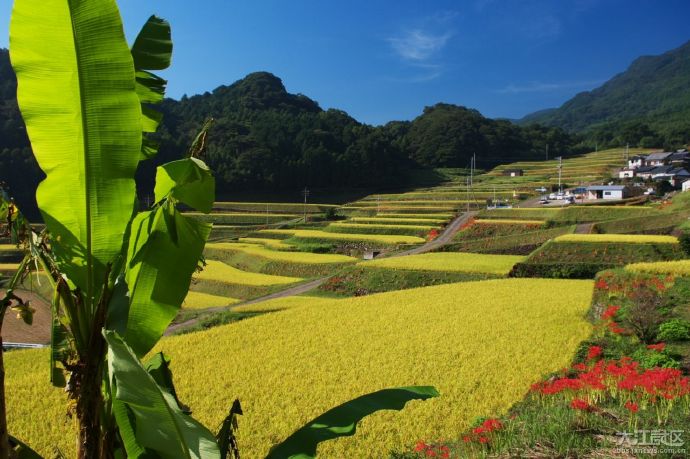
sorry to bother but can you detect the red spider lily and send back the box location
[647,343,665,352]
[570,398,592,410]
[624,401,639,413]
[572,363,587,371]
[587,346,603,360]
[481,418,502,432]
[601,305,620,320]
[595,278,609,290]
[415,441,428,452]
[478,437,489,444]
[427,229,440,241]
[532,377,583,394]
[607,322,626,334]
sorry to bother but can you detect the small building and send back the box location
[502,168,524,177]
[635,166,657,180]
[586,185,629,200]
[683,180,690,192]
[363,250,381,260]
[644,152,673,167]
[668,151,690,166]
[618,168,636,179]
[627,156,644,169]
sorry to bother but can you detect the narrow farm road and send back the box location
[166,211,476,335]
[388,211,477,257]
[574,223,594,234]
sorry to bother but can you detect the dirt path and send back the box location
[165,278,328,335]
[166,211,477,334]
[575,223,594,234]
[390,211,477,257]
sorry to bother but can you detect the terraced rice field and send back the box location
[237,237,295,249]
[4,278,594,458]
[183,291,240,309]
[195,260,302,286]
[625,260,690,275]
[212,202,337,214]
[259,229,426,245]
[205,243,357,264]
[553,234,678,244]
[325,222,437,236]
[349,217,448,225]
[361,252,524,275]
[185,212,300,225]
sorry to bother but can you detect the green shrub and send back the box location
[631,348,681,369]
[657,319,690,341]
[678,231,690,256]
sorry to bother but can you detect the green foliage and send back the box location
[520,41,690,148]
[266,386,439,459]
[678,231,690,255]
[630,348,681,369]
[657,318,690,341]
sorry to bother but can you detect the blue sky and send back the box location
[1,0,689,125]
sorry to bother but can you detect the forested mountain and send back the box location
[1,48,581,216]
[520,40,690,148]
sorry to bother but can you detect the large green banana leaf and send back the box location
[131,15,172,159]
[10,0,141,306]
[105,331,220,459]
[266,386,440,459]
[124,204,211,357]
[154,158,215,213]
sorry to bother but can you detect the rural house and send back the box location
[502,168,524,177]
[586,185,630,200]
[627,155,645,169]
[644,151,673,166]
[618,168,635,179]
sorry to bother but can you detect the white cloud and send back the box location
[496,79,605,94]
[387,29,452,62]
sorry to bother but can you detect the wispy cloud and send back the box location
[387,29,452,62]
[496,79,605,94]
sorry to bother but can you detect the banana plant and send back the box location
[9,1,438,457]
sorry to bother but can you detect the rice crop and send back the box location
[360,252,524,275]
[195,260,302,286]
[474,219,546,225]
[205,243,357,264]
[259,229,426,245]
[553,234,678,244]
[183,291,240,309]
[349,217,448,225]
[625,260,690,276]
[377,213,455,219]
[4,278,594,458]
[237,237,295,249]
[325,223,436,236]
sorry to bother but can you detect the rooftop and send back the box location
[587,185,626,191]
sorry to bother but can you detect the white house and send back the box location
[683,180,690,192]
[627,156,644,169]
[644,152,673,167]
[586,185,629,200]
[618,168,635,179]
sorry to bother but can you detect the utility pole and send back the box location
[546,143,549,161]
[625,143,629,163]
[266,202,269,225]
[556,156,563,193]
[376,195,380,215]
[466,176,470,213]
[302,187,310,223]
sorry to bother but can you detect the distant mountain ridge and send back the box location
[519,40,690,146]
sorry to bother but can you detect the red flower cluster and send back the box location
[601,305,620,320]
[607,321,626,334]
[595,278,609,290]
[414,441,451,458]
[647,343,666,352]
[427,229,440,241]
[624,401,639,413]
[587,346,602,360]
[570,398,592,411]
[460,418,504,446]
[532,351,690,423]
[459,218,475,231]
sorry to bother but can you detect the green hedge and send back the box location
[509,262,616,279]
